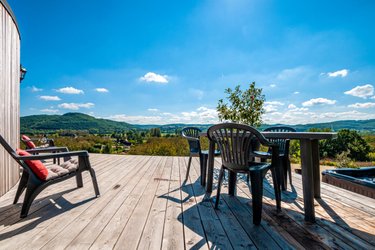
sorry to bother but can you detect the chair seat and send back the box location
[248,161,272,171]
[201,150,221,156]
[46,158,79,180]
[252,151,285,158]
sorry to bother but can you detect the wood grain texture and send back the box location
[0,3,20,197]
[0,154,373,249]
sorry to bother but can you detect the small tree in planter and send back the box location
[217,82,265,127]
[217,82,266,151]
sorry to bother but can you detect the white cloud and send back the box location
[39,95,61,101]
[148,108,159,112]
[293,91,300,94]
[344,84,374,99]
[95,88,109,93]
[108,114,163,124]
[108,106,218,124]
[327,69,349,78]
[265,101,284,106]
[56,86,84,94]
[31,86,43,92]
[139,72,168,83]
[348,102,375,109]
[302,98,336,107]
[288,104,308,111]
[58,102,94,110]
[264,101,284,114]
[263,109,375,125]
[264,105,278,113]
[270,84,276,88]
[40,108,59,113]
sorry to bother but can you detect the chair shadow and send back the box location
[177,187,375,249]
[0,187,97,241]
[158,177,207,204]
[211,168,298,205]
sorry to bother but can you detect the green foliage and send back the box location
[150,128,161,137]
[217,82,265,127]
[289,128,373,164]
[319,129,371,161]
[128,137,190,156]
[307,127,332,132]
[101,142,113,154]
[367,152,375,161]
[335,150,357,168]
[52,135,113,153]
[289,140,301,163]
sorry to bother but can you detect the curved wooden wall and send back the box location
[0,1,20,196]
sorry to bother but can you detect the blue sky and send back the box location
[10,0,375,124]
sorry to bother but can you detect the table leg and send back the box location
[228,171,237,196]
[206,140,215,193]
[312,140,321,198]
[300,139,316,222]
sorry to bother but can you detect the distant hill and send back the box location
[21,113,136,134]
[291,119,375,132]
[20,112,375,134]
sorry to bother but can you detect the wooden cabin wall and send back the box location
[0,2,21,196]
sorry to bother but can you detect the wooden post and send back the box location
[300,139,315,222]
[312,140,321,198]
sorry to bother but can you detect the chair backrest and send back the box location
[208,123,270,171]
[1,134,41,180]
[264,126,296,153]
[0,134,25,166]
[181,127,202,154]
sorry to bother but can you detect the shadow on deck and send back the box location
[0,154,374,249]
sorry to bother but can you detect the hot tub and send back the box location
[322,167,375,199]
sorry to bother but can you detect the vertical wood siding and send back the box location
[0,3,20,197]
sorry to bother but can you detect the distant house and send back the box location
[0,0,21,197]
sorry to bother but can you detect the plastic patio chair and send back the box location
[252,126,296,190]
[208,123,281,225]
[181,127,220,186]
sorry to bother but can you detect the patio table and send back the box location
[201,131,337,223]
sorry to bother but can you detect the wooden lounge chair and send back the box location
[21,134,55,149]
[0,134,100,218]
[181,127,220,186]
[208,123,281,225]
[21,134,70,164]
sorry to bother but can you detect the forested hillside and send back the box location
[21,112,375,134]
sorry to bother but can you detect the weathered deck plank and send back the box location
[0,154,373,250]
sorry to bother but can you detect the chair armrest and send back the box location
[25,147,69,154]
[16,151,89,161]
[183,135,200,142]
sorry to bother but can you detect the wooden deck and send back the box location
[0,154,374,249]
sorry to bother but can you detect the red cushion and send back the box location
[17,149,48,180]
[22,135,36,149]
